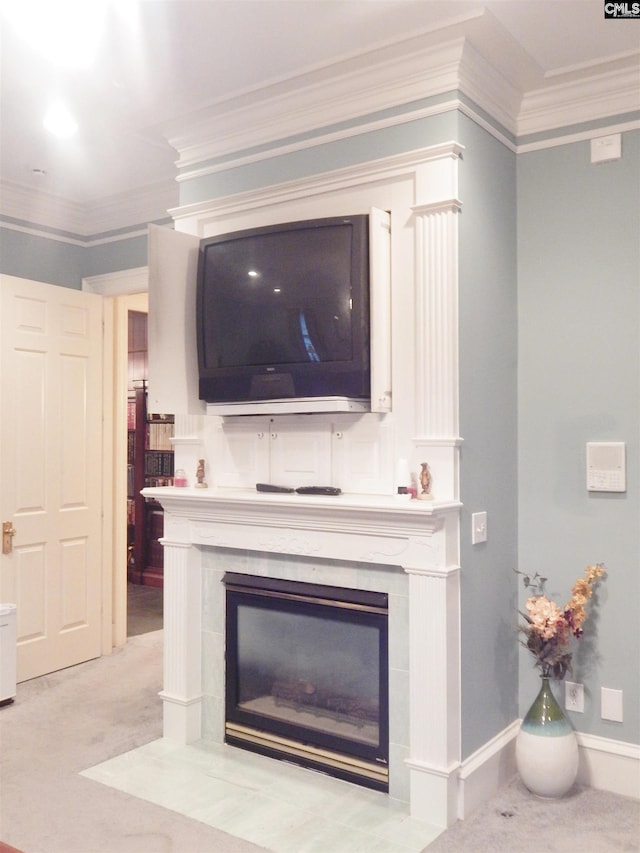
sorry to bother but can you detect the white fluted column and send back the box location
[409,151,463,826]
[412,147,463,505]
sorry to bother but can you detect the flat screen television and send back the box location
[196,214,371,413]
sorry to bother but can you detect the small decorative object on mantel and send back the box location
[174,468,188,487]
[195,458,208,489]
[515,563,606,798]
[418,462,433,500]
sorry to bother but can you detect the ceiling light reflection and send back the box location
[43,100,78,138]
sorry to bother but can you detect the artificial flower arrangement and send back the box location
[516,563,605,680]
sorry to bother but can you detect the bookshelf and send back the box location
[127,380,174,588]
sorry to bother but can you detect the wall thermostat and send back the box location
[586,442,626,492]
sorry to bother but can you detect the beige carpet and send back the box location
[428,776,639,852]
[0,631,264,853]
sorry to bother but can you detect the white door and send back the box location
[0,275,103,682]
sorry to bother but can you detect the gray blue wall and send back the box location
[457,113,519,757]
[0,220,154,289]
[518,129,639,742]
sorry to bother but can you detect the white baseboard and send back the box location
[576,732,640,800]
[456,723,640,820]
[456,721,519,820]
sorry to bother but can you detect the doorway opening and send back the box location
[125,309,169,637]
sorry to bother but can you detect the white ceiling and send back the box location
[1,0,639,218]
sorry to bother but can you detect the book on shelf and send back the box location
[144,476,173,487]
[144,451,174,477]
[147,421,174,451]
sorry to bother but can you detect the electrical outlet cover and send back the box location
[565,681,584,713]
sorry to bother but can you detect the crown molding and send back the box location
[170,37,467,172]
[0,181,87,235]
[518,60,640,137]
[0,178,177,238]
[517,117,640,155]
[457,38,522,136]
[171,18,638,176]
[85,181,178,235]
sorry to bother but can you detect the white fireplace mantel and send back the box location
[147,486,460,571]
[145,485,462,828]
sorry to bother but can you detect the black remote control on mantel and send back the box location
[295,486,342,496]
[256,483,295,493]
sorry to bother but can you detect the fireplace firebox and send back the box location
[223,572,389,790]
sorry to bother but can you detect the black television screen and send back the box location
[196,215,371,408]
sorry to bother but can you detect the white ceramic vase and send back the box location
[516,677,579,798]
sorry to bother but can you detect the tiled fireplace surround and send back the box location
[145,142,468,828]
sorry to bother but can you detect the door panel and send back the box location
[1,275,103,682]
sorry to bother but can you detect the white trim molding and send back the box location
[518,61,640,138]
[455,722,640,819]
[576,732,640,801]
[0,178,176,237]
[170,13,639,183]
[170,141,465,228]
[82,266,149,296]
[457,721,519,820]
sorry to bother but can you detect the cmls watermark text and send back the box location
[604,2,640,17]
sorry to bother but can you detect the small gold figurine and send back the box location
[418,462,433,500]
[195,458,208,489]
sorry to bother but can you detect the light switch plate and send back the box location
[601,687,623,722]
[472,511,487,545]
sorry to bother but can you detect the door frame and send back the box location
[83,268,148,649]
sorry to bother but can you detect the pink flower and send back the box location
[526,595,563,640]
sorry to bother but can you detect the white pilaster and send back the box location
[159,536,202,743]
[406,564,461,827]
[412,149,462,504]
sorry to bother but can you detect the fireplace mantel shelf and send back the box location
[143,485,460,536]
[143,485,459,514]
[143,485,461,575]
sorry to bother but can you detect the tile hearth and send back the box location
[82,738,443,852]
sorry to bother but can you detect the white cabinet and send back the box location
[147,224,203,416]
[269,422,333,487]
[209,414,394,494]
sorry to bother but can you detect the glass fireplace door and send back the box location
[224,573,389,790]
